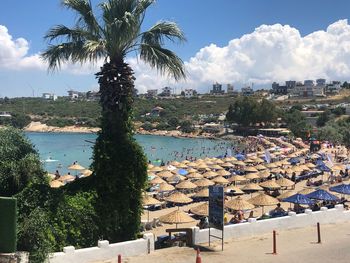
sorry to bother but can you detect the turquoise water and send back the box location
[25,132,234,174]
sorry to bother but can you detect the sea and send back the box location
[25,132,235,174]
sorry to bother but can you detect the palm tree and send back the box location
[42,0,185,241]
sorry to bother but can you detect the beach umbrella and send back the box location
[193,188,209,198]
[225,186,244,195]
[292,166,304,173]
[143,195,162,222]
[159,210,195,228]
[157,171,173,178]
[190,203,209,216]
[241,183,263,192]
[310,154,320,159]
[259,180,281,190]
[277,190,297,201]
[221,162,234,168]
[177,163,188,169]
[170,161,181,166]
[254,158,265,164]
[332,164,345,171]
[187,168,198,173]
[226,196,255,211]
[202,171,218,178]
[306,189,339,201]
[81,169,93,177]
[284,168,294,175]
[244,166,258,173]
[233,160,246,166]
[216,170,231,176]
[150,166,163,172]
[245,173,260,180]
[210,164,224,170]
[298,188,315,195]
[158,183,175,192]
[194,178,214,187]
[215,159,224,164]
[147,164,154,170]
[175,181,197,190]
[211,176,229,185]
[306,163,316,169]
[187,172,203,179]
[248,193,279,213]
[255,164,267,170]
[271,168,284,174]
[58,174,75,182]
[182,160,190,164]
[229,175,246,182]
[197,163,209,170]
[244,159,255,164]
[276,177,295,188]
[47,173,56,180]
[50,180,64,188]
[167,174,186,183]
[187,162,198,167]
[177,169,188,176]
[165,192,193,204]
[283,193,314,205]
[265,163,278,169]
[235,153,245,160]
[68,163,85,170]
[150,176,166,185]
[258,170,271,178]
[329,184,350,195]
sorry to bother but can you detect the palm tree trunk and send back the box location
[92,61,147,242]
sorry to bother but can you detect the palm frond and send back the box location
[140,43,186,81]
[62,0,100,34]
[44,25,95,42]
[141,21,186,45]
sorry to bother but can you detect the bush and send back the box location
[46,118,75,127]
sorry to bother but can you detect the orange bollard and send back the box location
[118,254,122,263]
[196,248,202,263]
[272,230,277,255]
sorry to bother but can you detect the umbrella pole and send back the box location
[148,210,150,223]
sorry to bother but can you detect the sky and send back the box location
[1,0,350,97]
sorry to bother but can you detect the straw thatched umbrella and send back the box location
[50,180,64,188]
[150,166,164,172]
[157,170,174,178]
[271,168,284,174]
[82,169,93,177]
[193,188,209,198]
[143,195,162,222]
[182,160,190,164]
[234,161,246,166]
[255,164,267,170]
[210,164,224,170]
[211,176,229,185]
[187,168,198,173]
[176,181,198,190]
[292,166,304,173]
[245,173,260,180]
[159,210,195,228]
[215,159,224,164]
[159,183,175,192]
[177,163,188,169]
[229,175,246,183]
[277,190,297,201]
[276,177,295,188]
[197,163,209,170]
[58,174,75,182]
[332,164,345,171]
[244,159,255,164]
[306,163,316,169]
[254,158,265,164]
[248,193,279,213]
[259,180,281,190]
[187,172,203,179]
[221,162,234,168]
[190,203,209,216]
[244,166,258,173]
[225,186,244,195]
[165,192,193,204]
[194,178,214,187]
[216,170,231,176]
[187,162,198,167]
[147,164,154,170]
[150,176,166,185]
[47,173,56,180]
[166,174,186,183]
[265,163,278,169]
[258,170,271,179]
[285,168,294,175]
[170,161,181,166]
[68,163,85,170]
[241,183,263,192]
[298,188,315,195]
[226,196,255,211]
[203,171,218,178]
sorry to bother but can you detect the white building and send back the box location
[241,86,254,96]
[184,89,196,98]
[146,89,158,98]
[42,93,58,101]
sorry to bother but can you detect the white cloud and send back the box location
[1,19,350,94]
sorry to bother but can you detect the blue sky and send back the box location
[0,0,350,97]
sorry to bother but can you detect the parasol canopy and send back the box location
[158,183,175,192]
[241,183,263,191]
[190,203,209,216]
[226,196,255,211]
[277,190,297,201]
[276,177,295,187]
[194,178,214,187]
[259,180,281,190]
[165,192,193,204]
[50,180,64,188]
[159,210,195,227]
[305,189,339,201]
[282,193,314,205]
[211,176,229,185]
[248,193,279,206]
[193,188,209,198]
[175,181,197,190]
[329,184,350,195]
[68,163,85,170]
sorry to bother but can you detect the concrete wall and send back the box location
[49,233,154,263]
[192,205,349,244]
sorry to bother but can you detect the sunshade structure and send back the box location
[255,164,267,171]
[215,159,224,164]
[276,177,295,188]
[241,183,263,192]
[58,174,75,182]
[194,178,214,187]
[190,203,209,216]
[226,196,255,211]
[225,186,244,195]
[197,163,209,170]
[332,164,345,171]
[265,163,278,169]
[50,180,64,188]
[167,174,185,183]
[244,159,255,164]
[259,180,281,190]
[244,167,258,173]
[177,169,188,176]
[298,188,315,195]
[158,183,175,192]
[211,176,229,185]
[229,175,246,183]
[157,171,174,179]
[149,166,163,172]
[203,171,218,178]
[186,172,203,179]
[175,181,197,190]
[216,170,231,176]
[81,169,93,177]
[271,168,284,174]
[159,210,195,228]
[221,162,234,168]
[177,163,188,169]
[210,164,224,170]
[277,190,297,201]
[187,168,198,173]
[193,188,209,198]
[165,192,193,204]
[68,163,85,170]
[234,160,246,166]
[329,184,350,195]
[259,170,270,178]
[245,173,260,180]
[306,189,339,201]
[170,161,181,166]
[248,193,279,213]
[143,195,162,222]
[150,176,166,185]
[283,193,314,205]
[306,163,316,169]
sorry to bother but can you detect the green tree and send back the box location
[226,96,259,126]
[283,109,310,139]
[180,120,194,133]
[42,0,185,242]
[316,110,331,127]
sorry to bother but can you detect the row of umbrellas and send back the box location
[49,163,92,188]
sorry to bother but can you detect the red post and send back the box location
[317,222,321,244]
[272,230,277,255]
[118,254,122,263]
[196,248,202,263]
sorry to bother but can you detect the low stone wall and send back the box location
[49,233,154,263]
[192,204,349,244]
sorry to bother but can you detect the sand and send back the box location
[24,121,100,133]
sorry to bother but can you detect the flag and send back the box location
[265,150,271,163]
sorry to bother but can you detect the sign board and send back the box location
[209,185,224,230]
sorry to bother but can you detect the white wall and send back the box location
[49,233,154,263]
[192,205,349,244]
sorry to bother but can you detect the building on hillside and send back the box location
[210,82,224,95]
[42,93,57,101]
[0,111,11,118]
[159,87,172,97]
[184,89,196,98]
[286,81,296,91]
[151,106,164,117]
[67,90,86,100]
[326,81,342,94]
[271,82,288,95]
[316,79,326,86]
[241,86,254,96]
[227,84,234,94]
[146,89,158,98]
[86,91,100,101]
